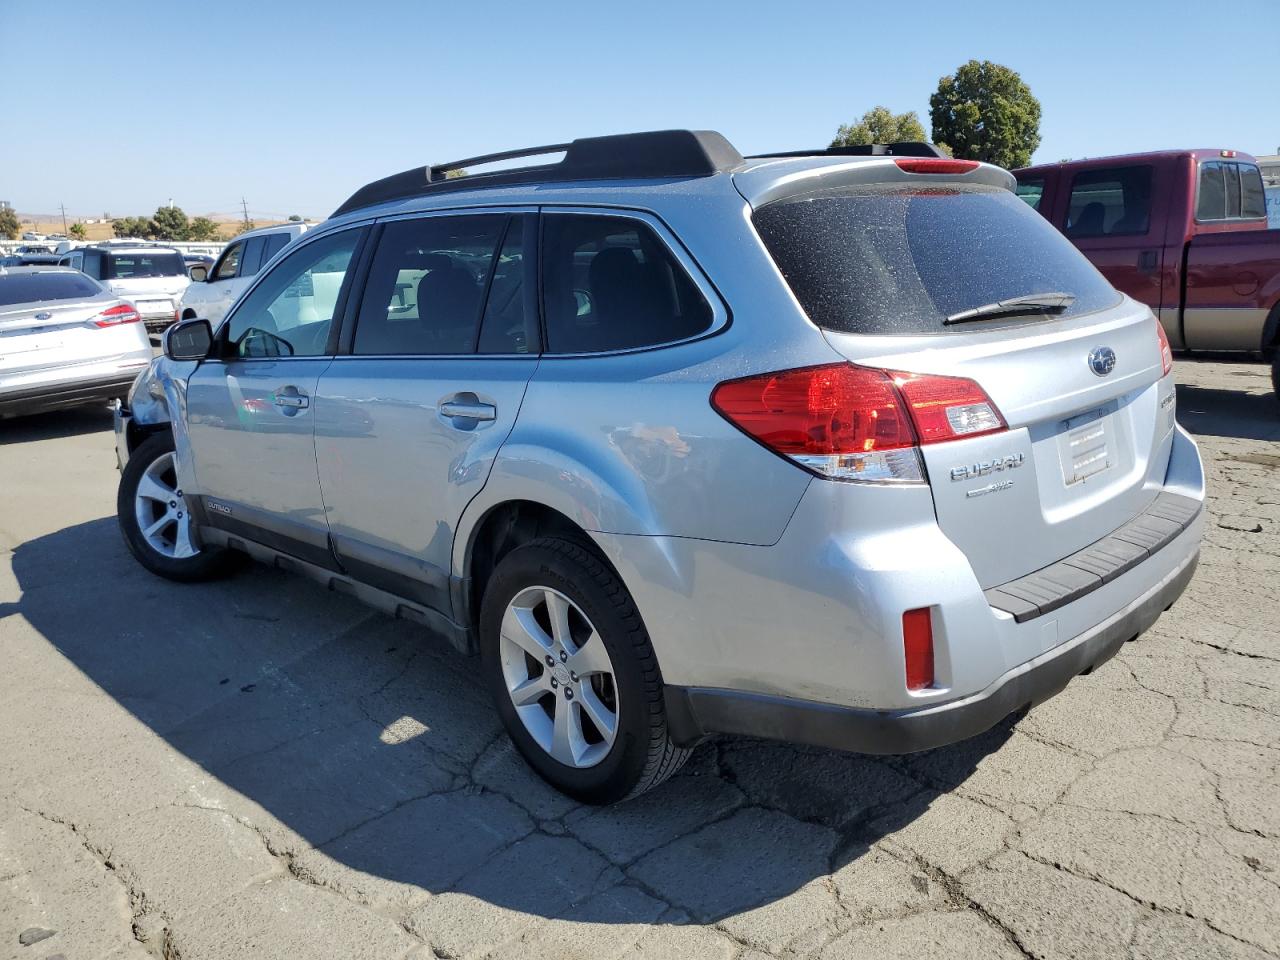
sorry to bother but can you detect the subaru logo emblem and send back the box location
[1088,346,1116,377]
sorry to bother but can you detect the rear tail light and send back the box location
[902,608,935,690]
[710,363,1006,483]
[1155,320,1173,377]
[93,303,140,327]
[894,157,980,174]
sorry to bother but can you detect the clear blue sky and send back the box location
[4,0,1275,220]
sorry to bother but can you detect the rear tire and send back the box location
[479,537,690,804]
[117,432,236,582]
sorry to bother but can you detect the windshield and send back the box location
[107,252,186,279]
[0,272,102,307]
[752,183,1120,335]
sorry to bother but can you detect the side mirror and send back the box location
[165,318,214,361]
[189,264,209,282]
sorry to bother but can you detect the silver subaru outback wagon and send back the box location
[114,130,1204,803]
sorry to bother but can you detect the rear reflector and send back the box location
[1155,320,1173,377]
[894,158,980,174]
[903,608,934,690]
[93,303,141,327]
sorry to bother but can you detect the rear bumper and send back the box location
[0,374,141,418]
[664,541,1199,752]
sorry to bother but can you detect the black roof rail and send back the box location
[746,142,949,160]
[332,129,745,218]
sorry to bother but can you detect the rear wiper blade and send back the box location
[944,292,1076,326]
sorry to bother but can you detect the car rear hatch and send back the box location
[745,159,1176,589]
[105,250,189,317]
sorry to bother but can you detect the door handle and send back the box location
[273,389,309,410]
[439,399,496,421]
[1137,250,1159,273]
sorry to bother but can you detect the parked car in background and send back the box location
[58,243,190,333]
[0,267,152,417]
[176,222,309,326]
[114,130,1203,803]
[1014,150,1280,399]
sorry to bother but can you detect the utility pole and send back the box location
[241,197,250,225]
[59,202,68,233]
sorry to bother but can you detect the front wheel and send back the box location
[479,538,690,804]
[117,432,236,582]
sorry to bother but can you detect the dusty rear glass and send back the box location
[0,271,102,306]
[753,183,1120,335]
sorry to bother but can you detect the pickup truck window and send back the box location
[1197,161,1267,222]
[1015,179,1045,211]
[1066,166,1152,238]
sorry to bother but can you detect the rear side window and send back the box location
[353,214,519,355]
[0,272,101,306]
[541,214,713,354]
[83,250,103,279]
[753,183,1119,336]
[1198,161,1267,221]
[107,251,186,279]
[1066,166,1152,237]
[1014,177,1045,212]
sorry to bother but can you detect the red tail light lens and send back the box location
[711,363,921,482]
[711,363,1007,483]
[890,371,1006,443]
[903,608,935,690]
[894,158,980,174]
[93,303,141,327]
[1155,320,1173,377]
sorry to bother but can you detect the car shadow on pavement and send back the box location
[5,516,1013,927]
[1175,374,1280,444]
[0,406,115,444]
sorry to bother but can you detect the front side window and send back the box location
[541,214,713,353]
[353,214,517,355]
[107,251,187,279]
[1014,177,1045,212]
[239,236,266,277]
[223,229,361,358]
[213,242,243,281]
[1066,166,1153,237]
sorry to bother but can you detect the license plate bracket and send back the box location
[1058,406,1113,486]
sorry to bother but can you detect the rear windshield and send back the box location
[0,272,102,306]
[106,251,186,279]
[753,183,1120,335]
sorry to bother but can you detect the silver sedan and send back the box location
[0,267,153,418]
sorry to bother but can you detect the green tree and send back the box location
[151,205,190,241]
[287,214,303,222]
[69,222,87,240]
[238,219,255,235]
[189,217,221,241]
[0,206,19,240]
[831,106,927,148]
[929,60,1041,169]
[112,216,147,238]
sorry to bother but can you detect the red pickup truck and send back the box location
[1014,150,1280,397]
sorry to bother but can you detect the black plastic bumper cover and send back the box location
[664,545,1199,754]
[0,375,138,418]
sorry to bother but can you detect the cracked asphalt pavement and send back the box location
[2,357,1278,960]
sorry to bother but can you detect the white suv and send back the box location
[177,223,309,326]
[60,243,190,332]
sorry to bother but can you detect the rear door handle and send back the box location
[439,399,496,421]
[1137,250,1159,272]
[273,387,309,411]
